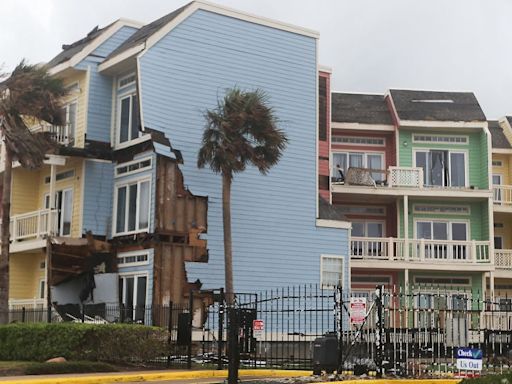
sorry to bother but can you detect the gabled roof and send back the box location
[388,89,486,122]
[331,93,393,125]
[99,0,319,72]
[488,120,511,149]
[46,19,143,75]
[106,2,193,61]
[506,116,512,129]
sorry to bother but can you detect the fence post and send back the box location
[187,290,194,370]
[217,288,225,370]
[22,307,25,323]
[337,286,343,373]
[375,285,385,378]
[167,300,173,368]
[227,307,240,384]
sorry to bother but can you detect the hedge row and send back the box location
[461,373,512,384]
[0,323,168,362]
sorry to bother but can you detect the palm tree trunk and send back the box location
[222,173,234,304]
[0,147,12,324]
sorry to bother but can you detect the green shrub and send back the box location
[0,323,168,362]
[24,361,117,375]
[461,373,512,384]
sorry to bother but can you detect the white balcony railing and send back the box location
[495,249,512,269]
[31,123,72,145]
[351,237,491,264]
[493,185,512,206]
[10,209,58,242]
[387,167,424,188]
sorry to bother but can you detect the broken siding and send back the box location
[138,9,349,291]
[83,160,114,237]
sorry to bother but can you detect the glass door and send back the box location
[44,188,73,236]
[119,275,147,323]
[493,174,502,204]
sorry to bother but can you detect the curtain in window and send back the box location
[367,154,383,181]
[138,181,150,229]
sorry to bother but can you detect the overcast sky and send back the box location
[2,0,511,118]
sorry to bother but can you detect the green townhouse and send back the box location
[326,89,493,305]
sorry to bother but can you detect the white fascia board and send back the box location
[316,219,351,230]
[98,44,145,72]
[318,64,332,73]
[49,19,144,76]
[331,122,394,131]
[44,155,67,166]
[398,120,488,129]
[492,148,512,154]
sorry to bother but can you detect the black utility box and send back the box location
[312,332,338,375]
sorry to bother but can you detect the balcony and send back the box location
[350,237,491,268]
[10,209,58,252]
[31,123,73,146]
[495,249,512,270]
[493,185,512,209]
[331,166,491,199]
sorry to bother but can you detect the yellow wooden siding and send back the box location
[9,251,45,299]
[60,71,88,149]
[10,167,41,215]
[38,158,84,237]
[492,154,511,185]
[494,213,512,249]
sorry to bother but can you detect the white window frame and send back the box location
[412,134,468,145]
[117,249,150,268]
[492,160,503,167]
[331,151,385,177]
[494,236,504,250]
[118,271,149,316]
[413,149,469,188]
[43,187,74,237]
[39,279,46,300]
[413,275,472,288]
[116,93,139,146]
[115,156,152,178]
[113,176,151,236]
[320,254,344,289]
[117,72,136,91]
[331,136,385,146]
[62,100,78,140]
[337,205,386,216]
[413,218,470,241]
[412,204,470,215]
[351,220,386,237]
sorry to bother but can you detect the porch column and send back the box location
[48,163,56,235]
[489,271,495,303]
[403,195,409,260]
[404,269,409,293]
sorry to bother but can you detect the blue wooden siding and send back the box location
[138,10,349,292]
[83,160,114,237]
[76,26,138,143]
[117,248,154,314]
[112,151,157,237]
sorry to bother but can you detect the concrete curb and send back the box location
[318,380,462,384]
[0,369,313,384]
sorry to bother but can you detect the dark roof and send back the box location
[506,116,512,129]
[331,93,393,125]
[106,2,192,61]
[488,120,511,149]
[318,197,347,221]
[389,89,486,122]
[47,23,114,68]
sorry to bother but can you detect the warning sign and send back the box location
[350,297,367,325]
[253,319,264,339]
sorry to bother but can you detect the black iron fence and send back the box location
[5,284,512,376]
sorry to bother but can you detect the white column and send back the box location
[404,269,409,294]
[490,271,495,302]
[48,164,56,235]
[403,195,409,260]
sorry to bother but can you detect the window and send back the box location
[493,160,503,167]
[494,236,503,250]
[44,169,75,184]
[412,134,468,144]
[118,251,149,267]
[415,150,466,187]
[44,188,73,236]
[337,205,386,215]
[351,221,384,237]
[413,205,469,215]
[320,255,344,289]
[115,158,152,177]
[414,276,471,286]
[332,152,385,182]
[493,174,503,202]
[114,179,150,235]
[118,73,136,90]
[119,274,147,323]
[117,94,139,144]
[39,280,46,300]
[60,102,77,142]
[331,136,385,146]
[416,220,468,260]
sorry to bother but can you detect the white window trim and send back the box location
[113,176,151,236]
[492,173,503,186]
[115,156,152,178]
[118,271,150,310]
[413,218,470,241]
[64,81,80,94]
[43,187,74,237]
[115,93,139,147]
[117,72,136,91]
[337,205,386,216]
[413,275,472,287]
[492,160,503,167]
[413,149,469,188]
[331,135,386,146]
[117,249,150,268]
[412,204,471,215]
[494,235,504,249]
[412,134,469,145]
[320,254,344,290]
[39,279,46,300]
[331,151,386,178]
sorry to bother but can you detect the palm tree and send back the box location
[0,61,66,323]
[197,88,287,301]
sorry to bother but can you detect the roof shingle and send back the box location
[489,120,511,149]
[331,93,393,125]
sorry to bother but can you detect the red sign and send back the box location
[253,319,264,338]
[350,297,367,325]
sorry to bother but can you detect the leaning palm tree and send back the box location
[0,61,66,323]
[197,88,287,301]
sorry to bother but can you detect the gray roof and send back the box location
[331,93,393,125]
[389,89,486,122]
[106,2,192,61]
[489,120,511,149]
[506,116,512,129]
[46,23,114,68]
